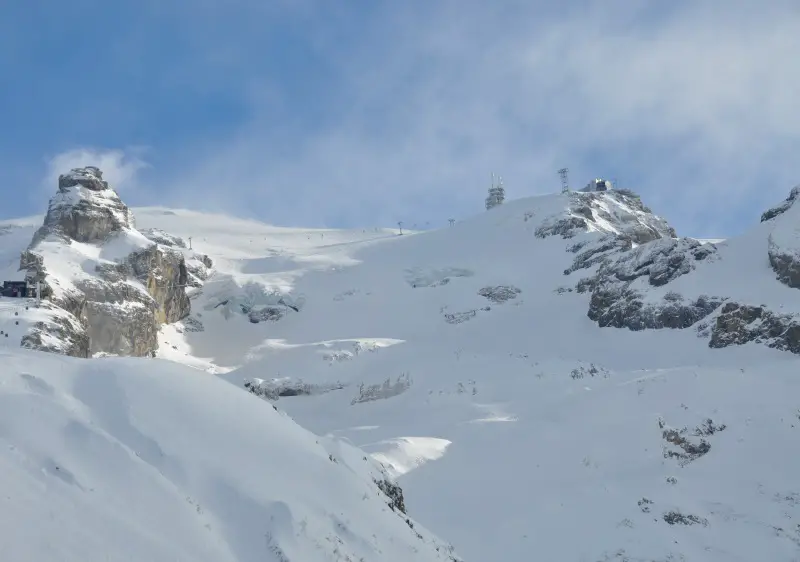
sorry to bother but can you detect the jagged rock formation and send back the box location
[710,303,800,354]
[552,185,800,356]
[18,166,196,358]
[549,189,723,332]
[760,185,800,222]
[762,186,800,290]
[140,228,213,289]
[32,167,135,246]
[536,189,675,242]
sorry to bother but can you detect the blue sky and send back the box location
[1,0,798,237]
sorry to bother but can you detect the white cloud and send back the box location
[46,2,798,238]
[145,1,799,237]
[43,148,149,194]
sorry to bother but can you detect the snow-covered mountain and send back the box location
[0,348,460,562]
[2,168,800,561]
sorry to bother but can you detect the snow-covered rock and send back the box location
[535,188,675,242]
[16,167,196,357]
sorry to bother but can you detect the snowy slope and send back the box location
[129,189,800,561]
[0,347,460,562]
[3,185,800,561]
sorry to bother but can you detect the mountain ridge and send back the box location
[2,170,800,560]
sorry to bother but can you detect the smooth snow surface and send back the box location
[0,349,458,562]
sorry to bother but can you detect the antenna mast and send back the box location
[558,168,569,193]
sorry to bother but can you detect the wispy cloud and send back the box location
[145,1,799,236]
[43,148,149,196]
[5,1,799,237]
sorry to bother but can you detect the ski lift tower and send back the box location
[558,168,569,193]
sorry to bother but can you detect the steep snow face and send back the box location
[0,348,460,562]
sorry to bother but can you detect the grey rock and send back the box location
[478,285,521,304]
[127,245,190,324]
[588,287,724,331]
[20,301,90,358]
[607,237,717,287]
[140,228,187,248]
[761,185,800,222]
[33,167,134,245]
[535,216,587,239]
[247,306,286,324]
[58,166,108,191]
[709,303,800,354]
[17,166,194,358]
[767,244,800,289]
[182,316,204,333]
[565,235,632,276]
[185,256,213,288]
[85,301,158,356]
[536,190,676,241]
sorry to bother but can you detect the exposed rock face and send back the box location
[563,210,722,332]
[760,185,800,222]
[764,188,800,290]
[127,246,190,324]
[588,287,724,331]
[19,166,194,358]
[32,167,134,246]
[140,228,187,248]
[568,185,800,357]
[536,189,676,241]
[710,303,800,354]
[767,242,800,289]
[85,300,159,356]
[21,302,90,357]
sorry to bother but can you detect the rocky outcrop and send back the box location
[85,301,158,356]
[587,237,717,288]
[536,189,676,241]
[761,185,800,222]
[21,302,90,357]
[760,186,800,291]
[32,167,134,246]
[140,228,187,248]
[18,166,195,358]
[568,228,721,331]
[709,303,800,354]
[534,187,726,333]
[767,242,800,289]
[127,246,190,324]
[588,287,724,331]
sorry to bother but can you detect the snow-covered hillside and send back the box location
[0,348,460,562]
[3,180,800,561]
[129,187,800,561]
